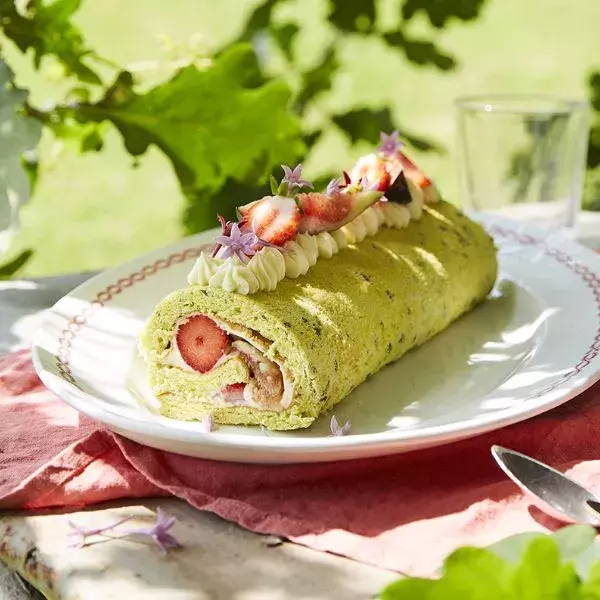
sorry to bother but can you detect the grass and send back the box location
[4,0,600,277]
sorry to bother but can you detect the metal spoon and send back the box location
[491,445,600,525]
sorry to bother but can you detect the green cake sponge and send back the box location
[139,201,498,430]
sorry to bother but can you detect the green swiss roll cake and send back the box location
[139,200,497,430]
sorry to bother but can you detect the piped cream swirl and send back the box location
[208,258,260,295]
[315,231,339,258]
[187,252,223,286]
[247,247,285,291]
[187,184,429,294]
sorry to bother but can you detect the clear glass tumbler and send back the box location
[455,95,590,230]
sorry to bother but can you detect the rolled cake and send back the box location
[140,192,497,430]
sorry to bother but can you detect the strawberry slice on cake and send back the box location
[176,315,229,373]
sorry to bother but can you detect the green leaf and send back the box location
[270,22,299,63]
[488,532,547,565]
[380,578,435,599]
[440,547,512,599]
[183,178,267,234]
[329,0,375,33]
[332,107,441,152]
[278,180,289,196]
[583,165,600,211]
[509,537,580,599]
[382,547,511,599]
[553,526,598,562]
[379,530,600,600]
[489,526,597,568]
[587,72,600,171]
[296,45,339,110]
[384,29,457,71]
[0,0,101,83]
[24,103,106,154]
[79,126,104,152]
[269,174,279,195]
[333,108,396,144]
[303,129,323,149]
[20,151,39,196]
[581,562,600,597]
[236,0,278,42]
[0,249,33,279]
[401,0,489,29]
[68,44,303,200]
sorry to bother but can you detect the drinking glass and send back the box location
[455,95,590,230]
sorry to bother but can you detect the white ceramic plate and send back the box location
[32,215,600,464]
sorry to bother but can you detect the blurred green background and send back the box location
[4,0,600,277]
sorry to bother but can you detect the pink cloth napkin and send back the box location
[3,348,600,576]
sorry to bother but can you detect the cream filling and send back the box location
[214,317,294,411]
[187,180,430,295]
[162,342,197,372]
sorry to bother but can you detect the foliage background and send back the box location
[2,0,600,277]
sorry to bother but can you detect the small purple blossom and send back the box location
[214,222,270,264]
[378,130,404,157]
[67,516,133,548]
[67,509,182,554]
[123,508,181,555]
[330,415,351,437]
[212,215,235,257]
[326,177,342,196]
[201,414,215,432]
[281,164,313,193]
[359,176,379,192]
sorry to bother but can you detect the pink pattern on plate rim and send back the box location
[56,247,205,385]
[488,225,600,397]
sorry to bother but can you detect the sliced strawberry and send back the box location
[239,195,300,246]
[222,382,246,403]
[236,199,258,219]
[349,153,392,191]
[297,190,382,233]
[395,151,431,187]
[176,314,229,373]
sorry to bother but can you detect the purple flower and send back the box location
[360,176,380,192]
[214,223,266,264]
[67,516,133,548]
[330,415,351,437]
[67,509,182,555]
[124,508,181,555]
[281,164,313,193]
[201,414,215,432]
[212,215,235,257]
[378,130,404,157]
[326,177,342,196]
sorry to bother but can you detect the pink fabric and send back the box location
[2,349,600,576]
